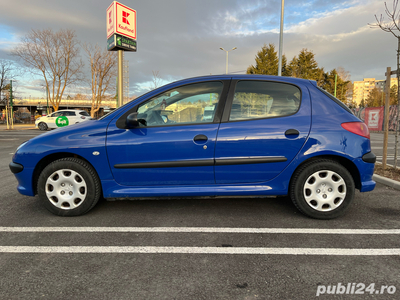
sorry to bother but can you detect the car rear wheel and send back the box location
[37,158,101,216]
[38,122,48,131]
[290,159,355,219]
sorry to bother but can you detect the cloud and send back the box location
[0,0,396,97]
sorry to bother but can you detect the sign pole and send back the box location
[116,77,118,108]
[107,2,136,109]
[383,67,391,170]
[118,50,124,107]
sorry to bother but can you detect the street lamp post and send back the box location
[220,47,237,74]
[278,0,285,76]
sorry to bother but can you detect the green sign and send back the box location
[56,116,69,127]
[107,34,137,52]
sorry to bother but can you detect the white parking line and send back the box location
[0,227,400,234]
[0,246,399,255]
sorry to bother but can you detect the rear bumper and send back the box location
[353,156,376,192]
[360,179,376,192]
[362,152,376,163]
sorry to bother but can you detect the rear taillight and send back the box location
[81,116,86,119]
[341,122,370,139]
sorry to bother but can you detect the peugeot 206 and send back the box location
[10,75,376,219]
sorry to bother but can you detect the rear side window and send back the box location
[229,81,301,121]
[63,111,76,116]
[315,86,353,114]
[79,111,90,116]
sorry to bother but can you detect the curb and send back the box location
[373,174,400,190]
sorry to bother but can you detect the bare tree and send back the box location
[151,70,162,89]
[0,59,18,94]
[13,29,83,111]
[370,0,400,168]
[83,44,117,118]
[337,67,351,82]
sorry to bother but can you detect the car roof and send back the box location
[178,74,313,83]
[159,74,316,91]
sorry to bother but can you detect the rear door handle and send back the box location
[285,129,299,136]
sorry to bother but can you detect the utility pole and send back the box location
[9,80,14,129]
[383,67,391,170]
[10,80,13,118]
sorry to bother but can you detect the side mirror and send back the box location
[126,112,147,128]
[126,112,139,128]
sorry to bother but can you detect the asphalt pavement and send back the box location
[370,132,399,166]
[0,128,399,299]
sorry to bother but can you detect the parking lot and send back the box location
[1,128,399,299]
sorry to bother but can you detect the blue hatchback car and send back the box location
[10,75,376,219]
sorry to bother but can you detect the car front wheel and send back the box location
[38,122,48,131]
[290,159,355,219]
[37,158,101,216]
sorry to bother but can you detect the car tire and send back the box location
[290,159,355,219]
[38,122,48,131]
[37,157,101,216]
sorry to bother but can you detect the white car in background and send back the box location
[35,109,92,131]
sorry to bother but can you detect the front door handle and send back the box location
[194,134,208,142]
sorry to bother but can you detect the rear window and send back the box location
[316,86,353,115]
[79,111,90,116]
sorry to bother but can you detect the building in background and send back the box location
[353,77,397,105]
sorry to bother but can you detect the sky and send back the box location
[0,0,397,98]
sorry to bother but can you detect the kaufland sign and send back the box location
[107,1,136,40]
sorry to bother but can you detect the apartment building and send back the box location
[352,77,397,105]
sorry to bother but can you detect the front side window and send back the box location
[229,81,301,121]
[137,81,223,127]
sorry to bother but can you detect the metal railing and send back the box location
[10,98,118,108]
